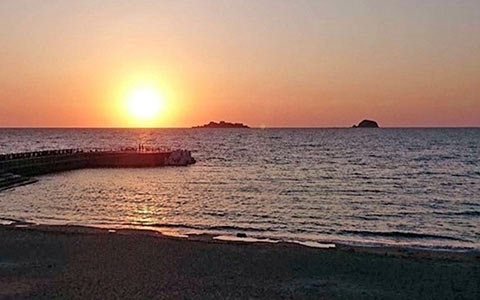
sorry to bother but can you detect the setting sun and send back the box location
[2,1,480,298]
[127,88,164,120]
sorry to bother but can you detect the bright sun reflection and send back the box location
[127,88,164,120]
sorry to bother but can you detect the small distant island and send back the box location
[193,121,250,129]
[352,119,379,128]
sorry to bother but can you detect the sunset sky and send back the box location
[1,0,479,128]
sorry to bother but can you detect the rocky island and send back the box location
[193,121,250,128]
[353,119,379,128]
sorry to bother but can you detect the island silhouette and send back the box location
[352,120,379,128]
[193,121,250,128]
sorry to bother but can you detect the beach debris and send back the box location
[236,232,247,238]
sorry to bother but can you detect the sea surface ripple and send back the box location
[0,128,479,250]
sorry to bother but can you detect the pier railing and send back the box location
[0,146,172,162]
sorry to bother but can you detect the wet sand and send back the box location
[0,225,479,299]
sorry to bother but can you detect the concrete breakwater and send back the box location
[0,148,195,191]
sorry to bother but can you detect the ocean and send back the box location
[0,128,479,251]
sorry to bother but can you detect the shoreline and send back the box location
[1,224,479,299]
[2,223,479,261]
[1,218,478,255]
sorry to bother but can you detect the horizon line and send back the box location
[0,126,479,129]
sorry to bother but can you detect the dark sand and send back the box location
[1,225,479,299]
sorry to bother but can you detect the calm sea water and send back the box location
[0,128,479,250]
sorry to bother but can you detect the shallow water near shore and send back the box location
[0,128,479,251]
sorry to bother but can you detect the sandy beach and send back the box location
[1,225,478,300]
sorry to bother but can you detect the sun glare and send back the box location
[127,88,164,120]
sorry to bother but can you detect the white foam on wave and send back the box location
[213,235,279,243]
[160,231,189,238]
[213,235,336,249]
[291,240,336,249]
[134,226,189,238]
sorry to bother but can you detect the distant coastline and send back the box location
[193,121,250,129]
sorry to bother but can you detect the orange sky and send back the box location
[1,0,479,127]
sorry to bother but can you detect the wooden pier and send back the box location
[0,148,195,191]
